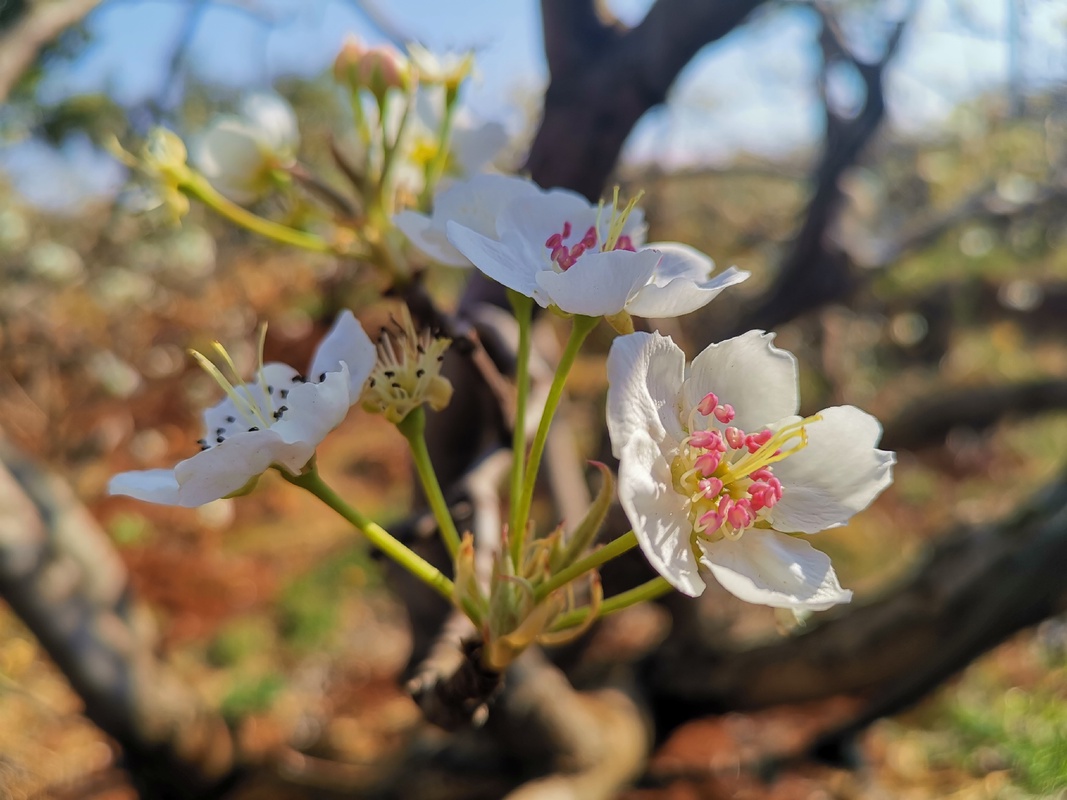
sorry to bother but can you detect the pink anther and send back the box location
[561,221,572,238]
[690,429,725,452]
[694,451,722,476]
[698,477,724,498]
[713,403,736,424]
[615,235,636,252]
[697,508,724,534]
[750,467,774,482]
[745,429,773,453]
[580,226,598,248]
[545,233,562,249]
[569,243,587,261]
[725,426,745,449]
[727,498,755,529]
[697,392,719,416]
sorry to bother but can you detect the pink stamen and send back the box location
[745,430,773,453]
[615,235,635,252]
[697,508,724,534]
[694,451,722,476]
[569,243,587,260]
[698,477,724,497]
[725,426,745,449]
[690,429,725,452]
[713,404,736,424]
[581,226,598,248]
[727,498,754,529]
[561,221,572,238]
[697,392,719,416]
[545,233,562,249]
[750,467,774,482]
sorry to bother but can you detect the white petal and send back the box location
[437,174,541,237]
[307,310,376,397]
[395,210,469,266]
[495,190,599,251]
[450,119,509,174]
[682,330,799,433]
[173,431,297,506]
[768,405,895,533]
[700,529,852,610]
[268,367,353,470]
[618,432,705,596]
[606,331,686,458]
[446,222,543,300]
[626,244,750,317]
[109,468,182,505]
[239,92,299,158]
[399,175,542,267]
[192,117,267,204]
[535,249,659,316]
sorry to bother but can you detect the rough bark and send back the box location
[0,438,239,800]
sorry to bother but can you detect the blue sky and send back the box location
[4,0,1066,208]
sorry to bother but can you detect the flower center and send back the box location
[542,187,641,271]
[361,307,453,424]
[190,325,294,450]
[669,392,819,542]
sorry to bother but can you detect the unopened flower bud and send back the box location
[333,36,410,98]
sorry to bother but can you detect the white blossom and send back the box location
[443,178,748,319]
[606,330,894,610]
[109,311,375,507]
[192,92,300,204]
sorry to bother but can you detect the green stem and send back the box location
[285,467,453,601]
[377,89,414,216]
[534,530,637,602]
[183,174,338,254]
[513,314,598,539]
[398,408,461,559]
[550,576,673,631]
[507,292,534,569]
[419,91,459,208]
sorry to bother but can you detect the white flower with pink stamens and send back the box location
[606,330,895,610]
[443,178,749,319]
[109,311,375,508]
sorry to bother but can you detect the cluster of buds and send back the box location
[333,35,411,101]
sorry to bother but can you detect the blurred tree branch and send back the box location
[710,1,914,340]
[0,0,102,102]
[0,437,239,800]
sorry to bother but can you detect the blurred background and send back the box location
[2,0,1067,798]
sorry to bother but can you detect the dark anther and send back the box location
[200,445,210,451]
[216,436,225,443]
[319,372,326,382]
[278,405,288,413]
[280,389,288,399]
[391,382,401,389]
[417,344,425,354]
[216,427,225,435]
[369,378,376,387]
[267,385,274,394]
[384,370,395,378]
[197,438,207,446]
[249,426,259,431]
[292,375,303,383]
[416,369,425,378]
[226,416,236,423]
[437,355,445,362]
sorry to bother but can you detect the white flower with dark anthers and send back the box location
[109,311,375,508]
[444,180,749,319]
[192,92,300,204]
[395,174,539,267]
[606,330,895,610]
